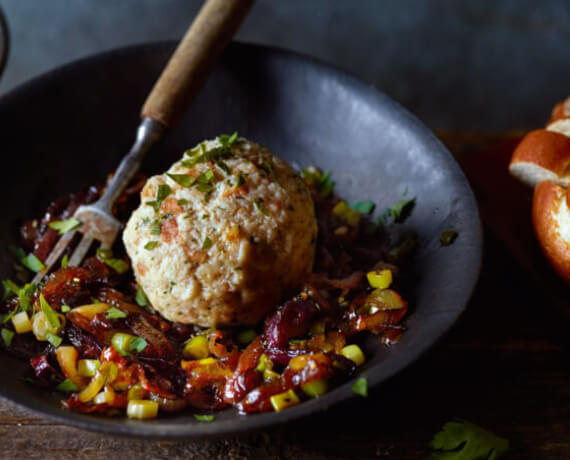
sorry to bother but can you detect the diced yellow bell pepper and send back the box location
[182,335,209,360]
[270,389,300,412]
[366,269,392,289]
[301,379,328,397]
[128,384,145,401]
[94,387,115,405]
[263,369,281,382]
[341,344,366,366]
[11,311,32,334]
[127,400,159,420]
[255,354,273,373]
[70,303,110,319]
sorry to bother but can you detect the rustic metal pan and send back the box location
[0,42,482,438]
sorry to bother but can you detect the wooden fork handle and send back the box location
[141,0,255,127]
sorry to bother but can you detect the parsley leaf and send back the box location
[350,200,376,215]
[150,220,161,236]
[48,217,82,235]
[21,253,45,273]
[167,173,196,188]
[1,329,14,347]
[351,377,368,397]
[145,241,159,250]
[106,307,127,319]
[202,237,213,250]
[440,230,458,246]
[135,285,149,307]
[56,378,80,393]
[218,132,238,148]
[194,414,215,422]
[427,420,508,460]
[146,184,172,212]
[40,294,60,329]
[129,337,147,353]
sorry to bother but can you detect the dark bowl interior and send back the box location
[0,41,482,438]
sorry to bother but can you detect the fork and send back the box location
[32,0,254,284]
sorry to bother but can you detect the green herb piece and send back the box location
[2,279,20,299]
[427,420,509,460]
[350,200,376,215]
[146,184,172,212]
[56,378,80,393]
[96,248,112,259]
[1,309,18,324]
[135,285,149,307]
[387,233,417,264]
[181,146,233,169]
[48,217,82,235]
[40,294,60,329]
[385,198,416,223]
[21,253,45,273]
[177,199,189,206]
[45,331,62,347]
[9,246,26,260]
[150,220,161,236]
[351,377,368,397]
[236,172,246,187]
[1,329,14,347]
[237,329,257,345]
[198,169,215,184]
[301,167,335,197]
[129,337,147,353]
[202,237,213,250]
[106,307,127,320]
[194,414,215,422]
[167,173,196,187]
[218,131,238,148]
[440,230,458,246]
[103,258,129,274]
[61,254,69,268]
[144,241,159,250]
[61,305,71,313]
[18,283,36,312]
[216,160,230,175]
[196,183,214,194]
[254,198,269,216]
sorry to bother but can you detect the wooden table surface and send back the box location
[1,137,569,459]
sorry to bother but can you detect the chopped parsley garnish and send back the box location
[236,171,246,187]
[440,230,458,246]
[182,146,232,169]
[427,420,508,460]
[196,183,214,193]
[40,294,60,329]
[56,378,80,393]
[129,337,147,353]
[385,198,416,223]
[350,200,376,215]
[351,377,368,397]
[61,253,69,268]
[254,198,269,216]
[144,241,159,250]
[216,160,230,175]
[150,220,161,236]
[20,253,45,273]
[1,329,14,347]
[106,307,127,319]
[146,184,172,212]
[45,331,62,348]
[193,414,215,422]
[198,169,215,184]
[166,173,196,188]
[177,199,189,206]
[135,285,149,307]
[202,237,213,250]
[48,217,82,235]
[218,131,238,148]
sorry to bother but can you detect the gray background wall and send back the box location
[0,0,568,132]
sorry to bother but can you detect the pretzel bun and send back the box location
[509,129,570,188]
[550,97,570,123]
[532,180,570,283]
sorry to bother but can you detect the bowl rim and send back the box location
[0,40,483,439]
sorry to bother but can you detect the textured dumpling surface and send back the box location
[123,137,317,327]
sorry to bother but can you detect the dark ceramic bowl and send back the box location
[0,42,482,438]
[0,7,8,80]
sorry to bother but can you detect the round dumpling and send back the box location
[123,136,317,327]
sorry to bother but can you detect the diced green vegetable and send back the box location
[18,283,36,312]
[45,331,62,347]
[386,198,416,223]
[351,377,368,397]
[342,344,366,366]
[254,198,269,216]
[61,254,69,268]
[78,359,100,378]
[350,200,375,214]
[440,230,458,246]
[127,384,145,401]
[218,131,238,148]
[39,294,60,329]
[202,237,213,250]
[166,173,196,187]
[366,269,392,289]
[332,201,360,226]
[105,307,127,320]
[237,329,256,345]
[11,311,32,334]
[61,305,71,313]
[236,171,246,187]
[183,335,209,360]
[2,279,20,299]
[301,379,328,397]
[21,253,45,273]
[194,414,215,422]
[127,400,159,419]
[129,337,147,353]
[255,354,273,373]
[135,285,149,307]
[1,328,14,347]
[111,332,135,356]
[48,217,82,235]
[56,378,80,393]
[270,389,300,412]
[150,220,161,235]
[144,241,159,250]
